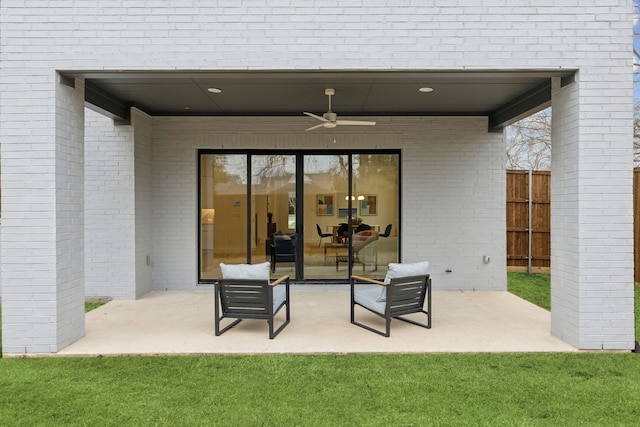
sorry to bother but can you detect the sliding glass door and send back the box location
[249,154,297,271]
[351,153,399,272]
[199,154,247,280]
[302,154,350,279]
[198,150,400,282]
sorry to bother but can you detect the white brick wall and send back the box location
[551,70,635,350]
[1,1,634,351]
[54,78,86,350]
[0,77,86,353]
[133,109,153,298]
[0,1,630,71]
[84,108,153,299]
[150,116,505,292]
[84,109,136,299]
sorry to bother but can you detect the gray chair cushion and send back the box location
[354,286,386,315]
[220,262,270,281]
[378,261,430,302]
[273,286,287,310]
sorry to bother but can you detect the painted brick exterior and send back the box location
[84,109,136,299]
[133,110,154,299]
[149,116,505,292]
[84,108,153,299]
[0,1,634,352]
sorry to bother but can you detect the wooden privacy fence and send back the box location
[506,170,551,272]
[635,168,640,283]
[509,168,640,280]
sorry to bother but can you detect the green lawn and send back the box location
[0,278,638,426]
[507,272,640,341]
[84,302,106,313]
[0,353,638,425]
[507,272,552,310]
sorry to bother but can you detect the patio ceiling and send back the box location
[59,69,576,132]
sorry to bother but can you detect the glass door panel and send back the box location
[352,153,399,278]
[199,150,399,283]
[250,155,297,277]
[200,154,248,280]
[303,154,350,279]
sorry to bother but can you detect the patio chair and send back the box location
[216,262,290,339]
[271,233,297,273]
[350,261,431,337]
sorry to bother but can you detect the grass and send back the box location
[0,353,639,425]
[0,279,638,425]
[507,272,552,310]
[507,272,640,341]
[84,302,106,313]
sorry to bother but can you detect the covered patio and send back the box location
[52,286,576,357]
[1,3,634,356]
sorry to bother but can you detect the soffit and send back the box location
[59,69,575,131]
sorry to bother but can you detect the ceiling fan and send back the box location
[304,88,376,131]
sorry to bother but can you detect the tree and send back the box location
[634,0,640,166]
[635,0,640,77]
[506,108,552,170]
[507,2,640,170]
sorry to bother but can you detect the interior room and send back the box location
[199,151,400,281]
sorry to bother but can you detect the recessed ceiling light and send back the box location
[207,87,222,93]
[419,87,434,93]
[184,106,191,110]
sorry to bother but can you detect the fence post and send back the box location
[528,169,533,274]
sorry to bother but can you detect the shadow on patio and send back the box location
[56,286,576,356]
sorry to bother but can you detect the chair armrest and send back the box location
[351,275,385,286]
[270,275,290,286]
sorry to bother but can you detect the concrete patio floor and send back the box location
[52,286,577,356]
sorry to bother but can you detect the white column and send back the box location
[0,77,85,354]
[551,74,635,350]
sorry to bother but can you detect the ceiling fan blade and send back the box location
[335,120,377,126]
[304,91,375,131]
[303,112,328,122]
[305,123,326,131]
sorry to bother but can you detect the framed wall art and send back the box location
[359,195,377,215]
[316,194,334,216]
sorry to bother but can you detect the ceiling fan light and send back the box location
[304,89,375,131]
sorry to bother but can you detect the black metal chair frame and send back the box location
[271,234,296,273]
[215,275,290,339]
[350,274,431,337]
[379,224,393,237]
[316,224,333,247]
